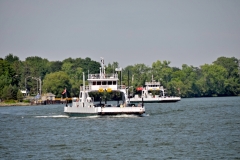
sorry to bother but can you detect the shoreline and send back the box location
[0,102,32,107]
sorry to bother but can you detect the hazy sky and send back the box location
[0,0,239,68]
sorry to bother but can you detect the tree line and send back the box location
[0,53,239,101]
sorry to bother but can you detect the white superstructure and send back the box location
[64,58,145,116]
[128,77,181,103]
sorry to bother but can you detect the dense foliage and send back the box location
[0,53,239,101]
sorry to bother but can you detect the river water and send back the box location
[0,97,240,159]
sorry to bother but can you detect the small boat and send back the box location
[128,78,181,103]
[64,58,145,116]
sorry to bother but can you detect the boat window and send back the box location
[102,81,107,85]
[108,81,112,85]
[93,81,96,85]
[113,81,116,85]
[97,81,101,85]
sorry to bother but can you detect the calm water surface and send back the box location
[0,97,240,159]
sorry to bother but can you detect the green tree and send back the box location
[24,56,50,78]
[199,64,227,96]
[49,61,63,73]
[4,53,20,63]
[213,57,239,78]
[0,59,16,78]
[23,56,50,95]
[61,62,73,75]
[130,63,150,87]
[213,57,240,95]
[1,85,14,100]
[42,71,71,97]
[0,59,19,100]
[105,62,119,74]
[151,60,172,87]
[4,54,21,88]
[17,90,23,102]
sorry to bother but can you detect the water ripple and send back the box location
[0,97,240,159]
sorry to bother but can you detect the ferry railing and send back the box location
[80,85,126,91]
[145,86,164,90]
[88,73,118,79]
[145,82,160,85]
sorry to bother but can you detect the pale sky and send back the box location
[0,0,240,68]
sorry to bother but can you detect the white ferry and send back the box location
[64,58,145,116]
[128,78,181,103]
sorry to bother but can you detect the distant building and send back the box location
[41,93,56,101]
[20,90,29,96]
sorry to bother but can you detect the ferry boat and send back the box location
[64,58,145,116]
[128,78,181,103]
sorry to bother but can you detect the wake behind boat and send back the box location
[64,58,145,116]
[128,79,181,103]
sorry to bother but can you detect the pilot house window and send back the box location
[102,81,107,85]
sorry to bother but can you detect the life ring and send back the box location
[98,88,104,92]
[107,88,112,93]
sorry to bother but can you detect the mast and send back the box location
[83,72,85,103]
[128,70,130,89]
[128,70,130,99]
[100,57,105,78]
